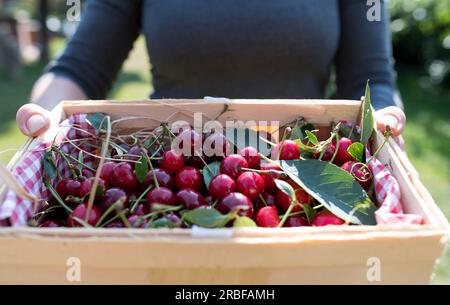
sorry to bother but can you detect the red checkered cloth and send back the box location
[0,114,423,226]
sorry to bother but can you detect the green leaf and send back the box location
[305,130,319,145]
[86,113,106,131]
[293,139,317,153]
[360,82,374,146]
[134,157,148,184]
[233,216,257,227]
[280,159,376,225]
[274,179,296,201]
[347,142,364,163]
[202,161,221,190]
[42,149,57,180]
[302,204,316,224]
[183,207,235,228]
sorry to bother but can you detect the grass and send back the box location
[0,37,448,283]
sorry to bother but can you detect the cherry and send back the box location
[153,213,183,228]
[255,192,278,212]
[146,187,176,212]
[175,166,203,190]
[79,177,107,198]
[175,188,206,210]
[105,221,125,228]
[217,192,254,218]
[126,146,146,163]
[175,128,202,156]
[110,162,138,191]
[55,178,81,200]
[39,220,64,227]
[185,155,210,168]
[272,140,300,160]
[277,184,312,213]
[334,137,354,166]
[209,174,236,199]
[238,146,260,168]
[81,168,95,179]
[311,211,345,226]
[283,215,309,227]
[204,133,230,158]
[133,204,146,216]
[259,162,283,193]
[220,154,248,179]
[313,143,336,161]
[341,161,372,190]
[236,171,265,201]
[100,161,116,183]
[128,215,147,228]
[141,168,174,191]
[111,143,131,158]
[255,206,280,227]
[100,188,128,212]
[67,204,101,227]
[161,149,185,173]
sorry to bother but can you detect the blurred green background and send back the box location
[0,0,449,283]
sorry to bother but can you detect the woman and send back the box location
[16,0,405,144]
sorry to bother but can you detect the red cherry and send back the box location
[100,161,116,183]
[283,216,309,227]
[341,161,372,190]
[39,220,64,227]
[185,155,210,168]
[161,149,185,173]
[55,179,81,200]
[79,177,107,198]
[204,133,230,158]
[277,185,312,213]
[260,162,283,193]
[110,162,138,191]
[141,168,174,191]
[175,188,206,210]
[209,174,236,199]
[313,143,336,161]
[81,168,95,179]
[255,192,278,212]
[67,204,101,227]
[175,166,203,190]
[238,147,260,168]
[334,137,354,166]
[272,140,300,160]
[311,211,345,226]
[126,146,146,163]
[217,192,254,218]
[128,215,147,228]
[146,187,176,212]
[175,128,202,156]
[255,206,280,227]
[220,154,248,180]
[100,188,128,212]
[236,171,265,201]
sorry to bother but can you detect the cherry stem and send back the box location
[277,127,292,160]
[241,167,286,178]
[52,145,78,178]
[100,209,129,228]
[143,205,182,220]
[258,194,267,206]
[329,132,340,164]
[196,150,214,176]
[142,149,159,188]
[279,210,305,219]
[95,198,125,227]
[278,199,296,227]
[43,180,73,213]
[118,211,132,228]
[130,183,154,213]
[361,128,393,171]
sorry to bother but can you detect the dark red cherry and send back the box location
[125,146,146,163]
[255,206,280,227]
[272,140,300,160]
[220,154,248,180]
[175,188,206,210]
[100,161,116,183]
[55,178,81,200]
[161,149,185,173]
[277,185,312,213]
[204,133,230,158]
[100,188,128,212]
[255,192,278,212]
[313,143,336,161]
[217,192,254,218]
[141,168,174,191]
[79,177,107,198]
[175,166,203,190]
[260,162,283,193]
[209,174,236,199]
[81,168,95,179]
[39,220,64,228]
[175,128,202,156]
[236,171,265,201]
[146,187,176,212]
[110,162,138,191]
[128,215,147,228]
[341,161,372,190]
[283,215,310,227]
[238,146,260,168]
[67,204,101,227]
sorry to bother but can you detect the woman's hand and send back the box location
[375,106,406,149]
[16,104,51,137]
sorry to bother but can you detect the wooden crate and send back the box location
[0,99,448,284]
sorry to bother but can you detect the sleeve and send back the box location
[46,0,143,99]
[334,0,402,110]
